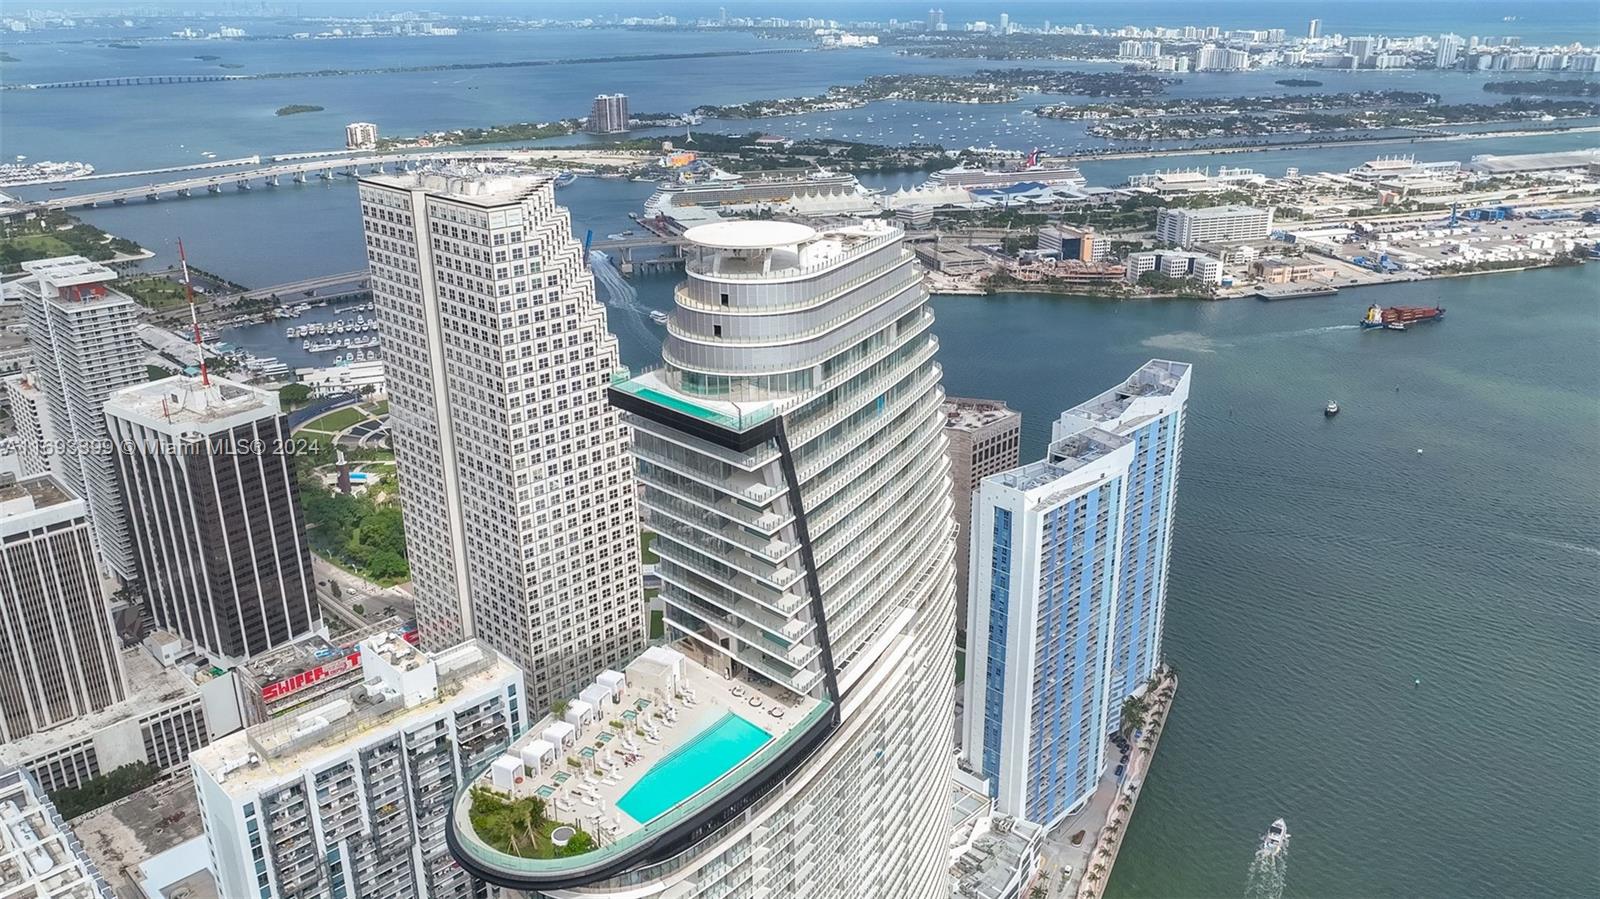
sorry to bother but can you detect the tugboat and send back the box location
[1361,303,1445,331]
[1261,819,1290,857]
[1325,401,1339,417]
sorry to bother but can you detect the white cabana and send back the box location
[543,720,576,749]
[580,683,612,709]
[565,699,596,729]
[490,755,521,790]
[520,739,556,775]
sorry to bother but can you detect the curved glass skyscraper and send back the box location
[450,220,959,898]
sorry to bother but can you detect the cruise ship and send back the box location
[643,169,871,215]
[928,161,1087,190]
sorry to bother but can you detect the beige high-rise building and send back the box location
[942,397,1020,632]
[356,170,643,712]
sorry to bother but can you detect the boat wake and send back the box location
[1243,845,1288,899]
[589,250,657,347]
[1141,331,1224,354]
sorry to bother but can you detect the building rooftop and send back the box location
[0,473,76,520]
[1058,359,1192,435]
[360,169,555,206]
[0,766,115,899]
[942,397,1019,432]
[1169,203,1267,217]
[454,641,826,865]
[683,220,817,250]
[18,256,118,289]
[0,644,211,769]
[998,427,1130,491]
[192,639,515,796]
[105,376,276,432]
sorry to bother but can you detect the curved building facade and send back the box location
[449,220,958,898]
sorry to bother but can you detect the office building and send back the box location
[452,220,959,897]
[1123,250,1222,285]
[3,372,55,478]
[943,397,1021,634]
[105,376,320,665]
[1156,204,1273,247]
[588,93,629,134]
[1054,361,1191,699]
[17,257,143,579]
[0,764,116,899]
[345,121,379,150]
[193,638,521,899]
[357,171,643,710]
[1039,224,1104,262]
[1308,18,1321,39]
[0,474,127,744]
[962,428,1134,827]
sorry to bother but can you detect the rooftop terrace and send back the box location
[943,397,1018,432]
[450,641,829,887]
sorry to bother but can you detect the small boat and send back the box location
[649,310,669,324]
[1261,818,1289,857]
[1325,401,1339,417]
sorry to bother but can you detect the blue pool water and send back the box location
[617,712,772,824]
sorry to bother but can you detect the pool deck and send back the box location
[468,648,819,845]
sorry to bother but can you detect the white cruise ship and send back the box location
[644,169,871,215]
[928,162,1087,190]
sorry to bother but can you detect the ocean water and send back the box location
[5,14,1600,896]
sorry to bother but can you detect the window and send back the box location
[720,292,730,306]
[713,325,722,338]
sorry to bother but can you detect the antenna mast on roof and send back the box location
[177,239,210,387]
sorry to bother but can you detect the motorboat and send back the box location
[649,310,669,324]
[1325,401,1339,417]
[1261,818,1289,857]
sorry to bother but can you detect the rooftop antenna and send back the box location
[177,239,210,387]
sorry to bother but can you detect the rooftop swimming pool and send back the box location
[617,711,772,824]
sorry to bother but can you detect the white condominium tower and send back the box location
[1053,360,1191,700]
[357,171,643,710]
[449,220,959,898]
[193,638,522,899]
[17,257,143,578]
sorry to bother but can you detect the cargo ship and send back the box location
[1361,303,1444,331]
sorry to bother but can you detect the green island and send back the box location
[276,104,325,116]
[1484,79,1600,97]
[220,63,245,69]
[106,42,141,50]
[0,52,19,63]
[0,211,143,273]
[378,118,579,149]
[1275,78,1324,87]
[468,787,596,859]
[1036,89,1438,120]
[1082,98,1600,141]
[695,69,1172,119]
[194,54,221,61]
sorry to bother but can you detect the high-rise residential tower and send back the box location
[942,397,1021,634]
[962,428,1134,826]
[0,764,116,899]
[0,473,128,744]
[1308,18,1321,39]
[357,170,643,710]
[449,220,959,898]
[193,638,522,899]
[17,257,143,578]
[104,376,321,665]
[3,372,55,478]
[1053,360,1191,699]
[587,94,629,134]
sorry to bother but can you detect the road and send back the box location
[312,555,414,634]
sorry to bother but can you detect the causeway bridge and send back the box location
[3,73,249,90]
[27,151,603,212]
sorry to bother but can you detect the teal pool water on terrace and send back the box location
[618,712,772,824]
